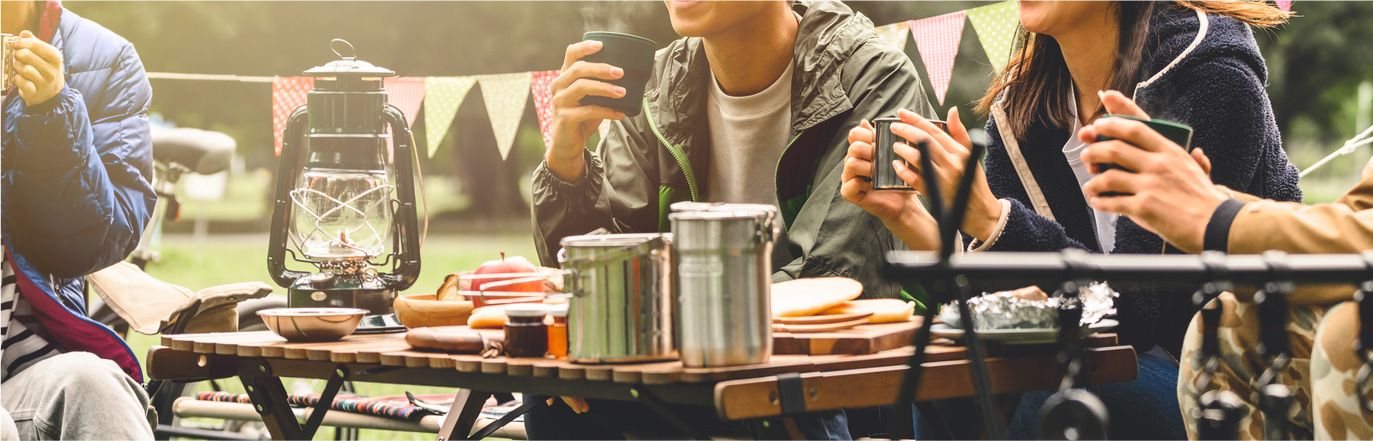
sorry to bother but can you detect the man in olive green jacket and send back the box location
[1078,90,1373,439]
[532,0,934,304]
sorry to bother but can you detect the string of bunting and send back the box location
[181,0,1295,159]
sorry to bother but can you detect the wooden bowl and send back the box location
[394,293,474,328]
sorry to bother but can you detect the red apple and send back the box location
[471,253,544,307]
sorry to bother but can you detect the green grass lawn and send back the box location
[129,231,537,440]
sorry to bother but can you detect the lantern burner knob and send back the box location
[331,38,357,60]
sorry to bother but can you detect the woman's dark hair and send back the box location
[976,1,1289,141]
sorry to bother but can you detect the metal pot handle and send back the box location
[467,269,575,303]
[757,210,780,244]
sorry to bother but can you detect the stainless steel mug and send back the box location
[558,233,676,363]
[1,34,15,92]
[872,118,947,191]
[669,202,779,367]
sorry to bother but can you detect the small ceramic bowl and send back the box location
[257,307,367,342]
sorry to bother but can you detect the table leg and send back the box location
[239,360,303,440]
[436,389,491,441]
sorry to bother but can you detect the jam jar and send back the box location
[503,304,549,358]
[547,304,569,358]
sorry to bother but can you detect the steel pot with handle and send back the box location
[558,232,676,363]
[669,202,779,367]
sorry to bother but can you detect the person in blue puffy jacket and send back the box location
[0,1,156,439]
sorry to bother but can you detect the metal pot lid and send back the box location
[303,39,396,77]
[560,232,670,249]
[668,202,777,220]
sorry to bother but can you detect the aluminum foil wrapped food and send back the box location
[937,282,1118,331]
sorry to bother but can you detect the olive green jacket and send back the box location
[531,0,935,300]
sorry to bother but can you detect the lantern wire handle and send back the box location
[331,38,357,60]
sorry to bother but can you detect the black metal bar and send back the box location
[911,135,1001,437]
[949,275,1003,437]
[889,287,940,439]
[465,397,541,440]
[630,386,709,441]
[1255,253,1295,441]
[239,360,304,440]
[300,365,350,440]
[1358,282,1373,413]
[939,138,987,260]
[888,250,1373,285]
[1054,281,1087,390]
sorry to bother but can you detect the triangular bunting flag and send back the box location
[967,1,1020,74]
[909,11,966,105]
[272,76,313,156]
[530,70,559,148]
[478,72,532,161]
[1276,0,1292,13]
[422,76,477,158]
[874,21,910,52]
[384,77,425,130]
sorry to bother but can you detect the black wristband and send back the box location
[1203,198,1246,252]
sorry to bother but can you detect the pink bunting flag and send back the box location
[909,11,966,105]
[1276,0,1292,13]
[531,70,559,148]
[272,76,313,156]
[384,77,426,130]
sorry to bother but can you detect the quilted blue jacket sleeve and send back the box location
[6,38,155,278]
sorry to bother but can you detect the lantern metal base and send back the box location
[287,277,405,334]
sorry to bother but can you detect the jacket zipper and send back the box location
[643,96,700,202]
[773,131,806,229]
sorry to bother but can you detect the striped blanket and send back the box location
[194,391,456,421]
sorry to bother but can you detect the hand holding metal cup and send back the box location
[1,33,16,92]
[871,118,948,191]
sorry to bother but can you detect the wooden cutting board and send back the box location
[772,316,921,355]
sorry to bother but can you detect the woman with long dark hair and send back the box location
[842,1,1297,438]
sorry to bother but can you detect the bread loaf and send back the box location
[770,277,863,317]
[436,272,466,302]
[821,298,915,324]
[467,305,509,329]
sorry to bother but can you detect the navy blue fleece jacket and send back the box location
[979,7,1301,356]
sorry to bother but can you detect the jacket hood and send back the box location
[644,0,872,147]
[1134,6,1269,102]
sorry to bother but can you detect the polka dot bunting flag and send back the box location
[909,11,966,105]
[874,21,910,52]
[966,1,1020,74]
[530,70,558,149]
[272,76,313,156]
[422,76,477,158]
[478,72,532,161]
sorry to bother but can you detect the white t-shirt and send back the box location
[703,60,795,206]
[1063,87,1119,253]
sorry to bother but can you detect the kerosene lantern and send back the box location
[267,39,421,332]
